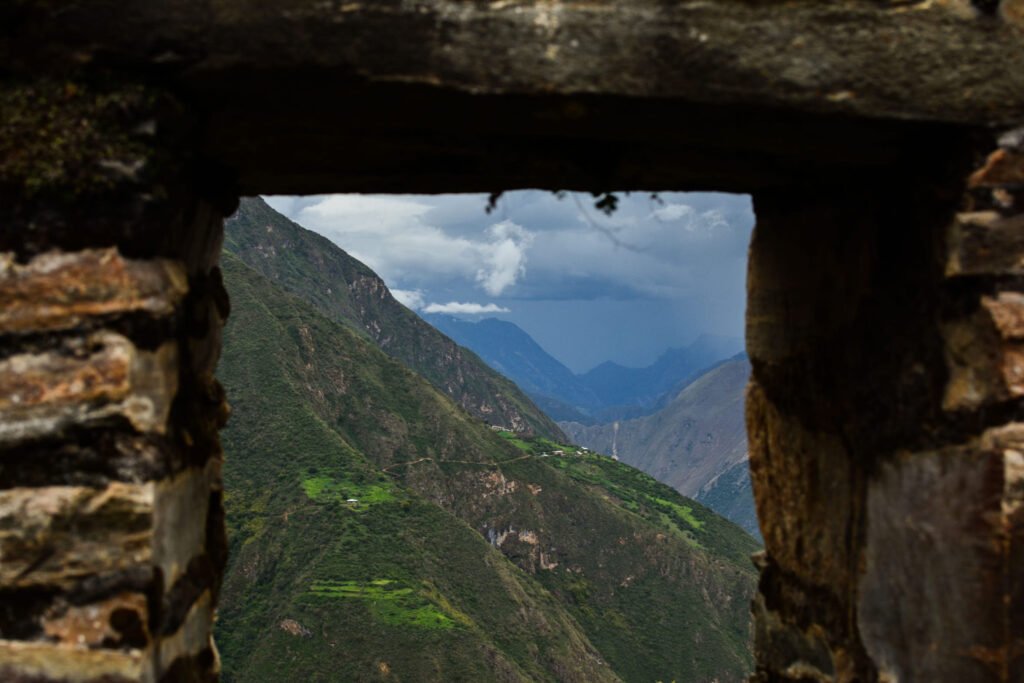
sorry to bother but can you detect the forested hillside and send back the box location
[215,246,758,681]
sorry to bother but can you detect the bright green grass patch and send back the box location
[301,473,397,507]
[498,433,581,456]
[533,437,581,454]
[651,497,704,530]
[496,431,532,452]
[307,580,459,630]
[301,476,334,500]
[309,579,413,599]
[538,444,709,545]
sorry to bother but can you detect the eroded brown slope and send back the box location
[562,359,755,534]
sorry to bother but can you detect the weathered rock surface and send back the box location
[7,1,1024,124]
[747,132,1024,681]
[0,640,150,683]
[0,249,187,334]
[5,2,1022,195]
[858,425,1024,681]
[0,333,179,444]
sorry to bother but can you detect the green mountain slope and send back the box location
[216,253,759,682]
[217,252,617,683]
[225,197,565,440]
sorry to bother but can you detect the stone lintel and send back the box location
[3,1,1015,195]
[9,1,1024,126]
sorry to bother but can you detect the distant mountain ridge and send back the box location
[561,357,758,537]
[424,314,601,421]
[225,197,565,440]
[579,335,746,418]
[426,313,743,424]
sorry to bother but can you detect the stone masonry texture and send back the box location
[2,2,1024,681]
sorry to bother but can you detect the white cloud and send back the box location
[276,195,534,297]
[391,288,425,310]
[651,203,694,222]
[474,220,534,296]
[422,301,511,315]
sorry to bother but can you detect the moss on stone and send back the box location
[0,80,158,196]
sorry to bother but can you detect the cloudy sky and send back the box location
[264,191,754,373]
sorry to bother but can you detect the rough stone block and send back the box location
[969,149,1024,188]
[992,425,1024,683]
[944,292,1024,410]
[946,212,1024,277]
[154,461,219,590]
[0,249,187,335]
[751,591,835,683]
[858,424,1024,681]
[0,461,218,591]
[0,639,150,682]
[0,483,152,590]
[42,592,150,649]
[0,332,178,444]
[157,590,215,677]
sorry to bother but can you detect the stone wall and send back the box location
[0,84,233,681]
[2,2,1024,682]
[747,133,1024,681]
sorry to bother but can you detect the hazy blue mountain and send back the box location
[424,314,743,424]
[425,314,602,420]
[578,335,746,419]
